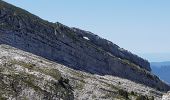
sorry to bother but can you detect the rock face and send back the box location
[0,0,170,92]
[72,28,151,71]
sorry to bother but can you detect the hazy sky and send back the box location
[5,0,170,61]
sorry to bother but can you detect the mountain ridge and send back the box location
[0,0,170,96]
[0,0,150,71]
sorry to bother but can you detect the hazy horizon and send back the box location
[138,53,170,62]
[5,0,170,62]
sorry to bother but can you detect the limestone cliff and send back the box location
[0,0,170,93]
[72,28,150,71]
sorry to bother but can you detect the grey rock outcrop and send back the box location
[0,0,169,92]
[72,28,151,71]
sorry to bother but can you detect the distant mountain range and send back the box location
[151,61,170,84]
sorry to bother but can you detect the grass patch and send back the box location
[22,74,43,91]
[0,95,7,100]
[6,73,43,92]
[118,89,129,99]
[75,81,85,90]
[40,67,61,80]
[10,60,61,80]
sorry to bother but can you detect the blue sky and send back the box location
[5,0,170,61]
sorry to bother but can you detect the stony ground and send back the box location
[0,44,166,100]
[1,0,170,94]
[162,92,170,100]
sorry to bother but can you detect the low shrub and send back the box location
[118,89,129,99]
[136,95,149,100]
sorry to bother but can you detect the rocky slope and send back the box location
[0,1,169,92]
[0,44,164,100]
[0,44,74,100]
[0,0,170,99]
[162,92,170,100]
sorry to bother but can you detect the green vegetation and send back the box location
[0,58,74,99]
[68,70,87,79]
[136,95,154,100]
[92,95,96,99]
[102,81,119,90]
[0,95,7,100]
[5,73,43,92]
[130,91,135,95]
[42,67,61,80]
[121,59,139,69]
[136,95,149,100]
[10,60,61,80]
[75,81,85,90]
[150,96,154,100]
[118,89,129,99]
[23,74,43,91]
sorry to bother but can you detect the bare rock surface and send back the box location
[0,1,170,100]
[162,92,170,100]
[0,44,74,100]
[0,1,169,92]
[0,44,164,100]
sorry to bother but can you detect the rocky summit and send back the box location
[0,0,170,100]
